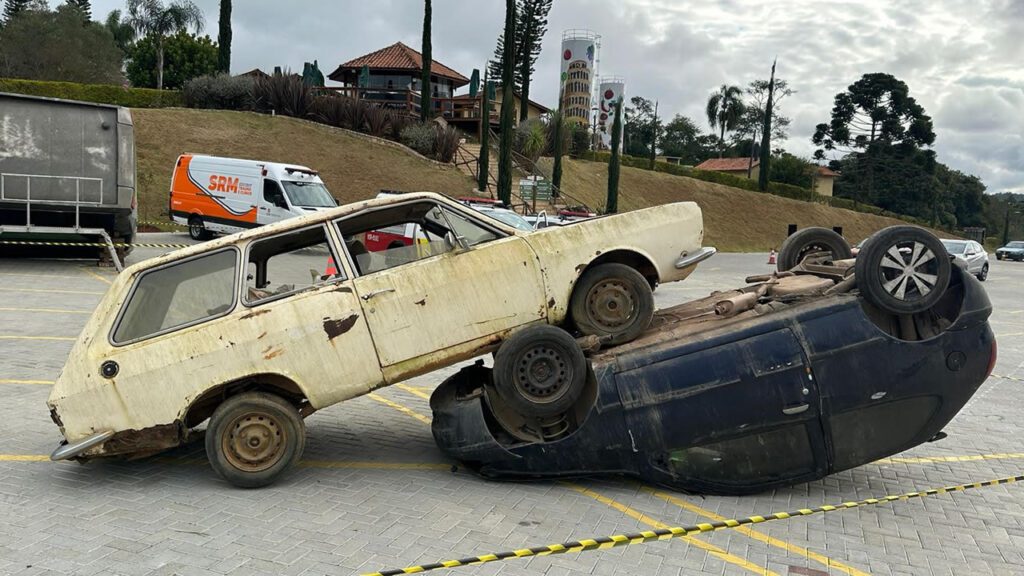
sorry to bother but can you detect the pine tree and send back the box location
[496,0,517,205]
[488,0,551,119]
[477,70,491,194]
[758,60,777,192]
[3,0,31,23]
[607,99,623,214]
[420,0,432,122]
[217,0,231,73]
[551,110,564,193]
[65,0,92,21]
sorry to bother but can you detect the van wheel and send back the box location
[491,325,587,418]
[570,263,654,345]
[206,392,305,488]
[188,216,211,241]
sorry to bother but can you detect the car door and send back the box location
[614,325,827,493]
[258,179,294,225]
[337,201,547,382]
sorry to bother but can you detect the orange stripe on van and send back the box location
[170,154,257,224]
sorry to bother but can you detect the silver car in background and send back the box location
[941,239,989,281]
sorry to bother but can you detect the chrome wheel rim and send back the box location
[878,241,939,302]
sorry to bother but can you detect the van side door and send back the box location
[259,179,294,225]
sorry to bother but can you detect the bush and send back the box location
[400,123,436,157]
[126,31,219,90]
[308,94,346,127]
[433,125,461,163]
[0,78,183,108]
[389,112,413,140]
[253,72,311,118]
[515,119,547,166]
[365,106,389,137]
[183,74,253,110]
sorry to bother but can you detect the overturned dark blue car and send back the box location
[431,226,995,494]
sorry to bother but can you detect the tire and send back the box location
[205,391,306,488]
[188,216,210,241]
[492,324,587,418]
[777,227,853,271]
[570,263,655,345]
[855,226,952,315]
[977,264,989,282]
[996,253,1004,261]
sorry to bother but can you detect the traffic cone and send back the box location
[325,257,338,276]
[767,249,777,265]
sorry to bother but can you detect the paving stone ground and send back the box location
[0,234,1022,576]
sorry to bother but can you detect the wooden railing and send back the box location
[318,87,493,121]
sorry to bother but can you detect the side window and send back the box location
[113,250,237,344]
[245,226,342,305]
[263,179,287,209]
[427,205,498,247]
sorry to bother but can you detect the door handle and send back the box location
[361,288,395,301]
[782,403,809,416]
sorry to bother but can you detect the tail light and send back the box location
[986,338,998,380]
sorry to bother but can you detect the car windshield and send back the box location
[941,240,967,254]
[281,181,336,208]
[482,210,535,231]
[1006,242,1024,248]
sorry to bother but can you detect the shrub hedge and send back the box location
[0,78,183,108]
[575,150,933,227]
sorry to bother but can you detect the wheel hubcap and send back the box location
[515,346,570,403]
[222,411,286,472]
[878,241,938,301]
[586,280,636,331]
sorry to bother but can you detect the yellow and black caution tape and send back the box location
[0,240,189,249]
[139,220,187,229]
[362,474,1023,576]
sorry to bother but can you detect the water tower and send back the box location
[597,76,626,148]
[559,30,601,126]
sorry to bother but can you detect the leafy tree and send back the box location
[647,100,660,169]
[770,153,816,189]
[126,0,204,90]
[3,0,31,23]
[126,30,217,89]
[659,115,716,165]
[705,84,745,157]
[420,0,431,121]
[104,9,135,52]
[489,0,551,120]
[606,98,623,214]
[496,0,516,204]
[733,77,794,149]
[216,0,230,73]
[0,4,123,83]
[624,96,659,157]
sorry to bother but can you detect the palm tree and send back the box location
[126,0,204,90]
[705,84,745,158]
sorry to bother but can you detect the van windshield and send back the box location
[281,181,337,208]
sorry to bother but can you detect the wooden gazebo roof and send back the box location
[328,42,470,87]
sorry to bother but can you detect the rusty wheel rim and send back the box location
[585,279,636,332]
[222,411,286,472]
[514,345,571,404]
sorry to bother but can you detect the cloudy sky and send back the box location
[89,0,1023,194]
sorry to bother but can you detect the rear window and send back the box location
[113,250,238,344]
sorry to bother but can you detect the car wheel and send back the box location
[996,253,1004,261]
[570,263,654,345]
[492,325,587,418]
[188,216,210,241]
[977,264,989,282]
[777,227,853,271]
[206,391,305,488]
[855,226,951,315]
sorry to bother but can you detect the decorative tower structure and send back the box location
[597,76,625,149]
[559,30,600,127]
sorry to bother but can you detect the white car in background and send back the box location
[941,239,989,281]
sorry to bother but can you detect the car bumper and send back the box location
[50,430,114,461]
[675,247,717,269]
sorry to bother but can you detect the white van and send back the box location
[169,154,337,240]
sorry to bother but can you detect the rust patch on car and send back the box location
[323,314,359,340]
[414,298,427,306]
[240,308,271,320]
[84,422,183,460]
[595,250,602,255]
[548,297,555,308]
[257,331,267,340]
[263,347,284,360]
[333,285,353,294]
[575,263,586,274]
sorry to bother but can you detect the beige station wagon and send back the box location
[48,192,713,487]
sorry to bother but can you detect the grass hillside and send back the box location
[132,108,475,224]
[551,158,949,251]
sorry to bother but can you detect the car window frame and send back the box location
[241,223,348,308]
[109,246,241,347]
[333,199,509,278]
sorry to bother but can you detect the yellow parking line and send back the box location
[877,452,1024,465]
[567,483,779,576]
[367,392,432,424]
[0,379,54,385]
[396,383,432,401]
[0,307,90,315]
[0,455,49,462]
[299,460,449,470]
[78,267,113,286]
[645,486,871,576]
[0,335,76,341]
[0,287,104,296]
[0,272,101,281]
